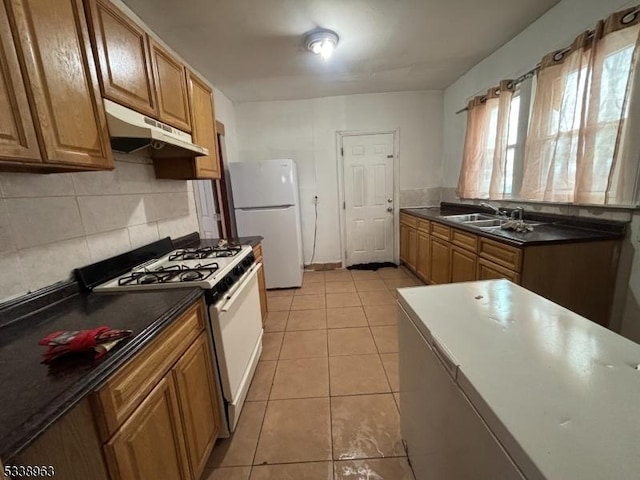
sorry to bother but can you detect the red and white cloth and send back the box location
[39,327,132,363]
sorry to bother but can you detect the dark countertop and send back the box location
[401,204,627,247]
[174,233,263,250]
[0,286,203,460]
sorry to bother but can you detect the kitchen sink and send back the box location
[441,213,496,222]
[464,219,504,228]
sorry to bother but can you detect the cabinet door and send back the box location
[150,40,191,132]
[477,258,520,284]
[416,231,430,283]
[450,245,477,283]
[187,70,220,178]
[0,1,40,163]
[173,333,220,479]
[9,0,113,169]
[400,224,409,263]
[104,376,190,480]
[407,227,418,271]
[430,236,450,285]
[85,0,157,117]
[257,262,268,324]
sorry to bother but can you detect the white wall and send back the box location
[441,0,640,342]
[213,87,239,165]
[0,153,200,303]
[235,91,444,264]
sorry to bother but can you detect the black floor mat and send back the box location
[347,262,398,271]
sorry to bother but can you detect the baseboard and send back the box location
[304,262,343,271]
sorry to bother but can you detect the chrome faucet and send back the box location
[511,207,525,221]
[480,202,506,217]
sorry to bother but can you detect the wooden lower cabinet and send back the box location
[104,376,190,480]
[12,398,109,480]
[257,265,267,323]
[253,243,268,324]
[450,245,477,283]
[12,299,219,480]
[173,333,220,479]
[400,223,418,271]
[400,211,621,326]
[97,299,220,480]
[399,223,409,264]
[429,236,450,285]
[416,231,430,282]
[477,258,520,284]
[407,228,418,271]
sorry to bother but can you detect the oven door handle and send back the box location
[220,263,261,313]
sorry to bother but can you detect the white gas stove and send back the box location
[80,239,263,435]
[93,244,255,294]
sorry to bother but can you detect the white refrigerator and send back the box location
[229,159,304,288]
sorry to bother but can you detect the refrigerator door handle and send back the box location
[237,205,293,211]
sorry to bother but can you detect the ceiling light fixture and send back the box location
[304,29,339,60]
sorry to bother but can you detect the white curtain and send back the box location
[457,81,514,199]
[520,7,640,205]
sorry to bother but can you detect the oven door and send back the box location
[209,263,263,431]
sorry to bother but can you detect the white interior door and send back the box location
[343,133,395,266]
[193,180,219,239]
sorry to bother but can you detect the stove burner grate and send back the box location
[168,246,242,261]
[117,262,220,285]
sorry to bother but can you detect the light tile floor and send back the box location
[204,266,421,480]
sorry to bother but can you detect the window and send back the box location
[504,93,520,197]
[458,6,640,207]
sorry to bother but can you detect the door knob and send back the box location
[387,198,393,203]
[387,207,393,212]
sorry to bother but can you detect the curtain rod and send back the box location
[454,65,540,115]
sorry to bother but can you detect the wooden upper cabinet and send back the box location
[0,1,40,164]
[85,0,157,117]
[8,0,113,169]
[187,70,220,178]
[150,40,191,132]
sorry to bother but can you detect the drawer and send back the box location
[477,258,521,284]
[400,212,417,228]
[93,299,206,439]
[430,222,451,241]
[478,238,522,271]
[451,229,478,253]
[417,219,430,233]
[253,243,263,262]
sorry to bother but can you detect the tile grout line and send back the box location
[249,304,288,473]
[325,300,335,469]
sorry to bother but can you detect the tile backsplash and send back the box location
[0,153,200,302]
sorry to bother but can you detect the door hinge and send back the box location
[213,213,222,221]
[341,147,344,156]
[343,201,346,210]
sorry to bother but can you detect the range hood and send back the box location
[104,99,208,158]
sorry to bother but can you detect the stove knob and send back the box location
[233,265,245,276]
[225,276,234,287]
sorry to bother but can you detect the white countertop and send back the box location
[398,280,640,480]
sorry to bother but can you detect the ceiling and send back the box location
[123,0,561,102]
